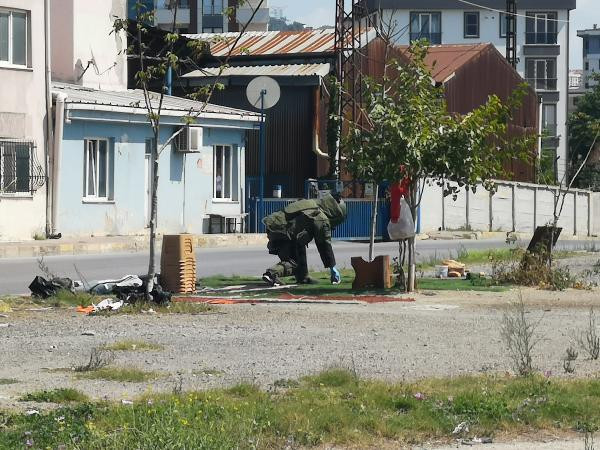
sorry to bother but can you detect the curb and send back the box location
[0,234,269,259]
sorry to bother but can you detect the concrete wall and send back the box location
[419,180,599,237]
[381,7,571,179]
[58,116,247,237]
[0,0,48,241]
[51,0,128,90]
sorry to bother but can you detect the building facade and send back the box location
[146,0,269,34]
[366,0,576,181]
[51,83,259,237]
[578,25,600,89]
[0,0,48,241]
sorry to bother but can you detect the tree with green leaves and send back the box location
[112,0,265,297]
[344,41,534,292]
[569,73,600,191]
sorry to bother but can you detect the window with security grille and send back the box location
[0,140,35,194]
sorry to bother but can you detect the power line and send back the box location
[455,0,572,23]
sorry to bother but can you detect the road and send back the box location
[0,239,595,295]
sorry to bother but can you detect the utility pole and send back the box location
[334,0,366,177]
[506,0,517,68]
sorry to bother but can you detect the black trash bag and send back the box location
[29,276,73,299]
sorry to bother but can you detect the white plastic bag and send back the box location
[387,198,416,241]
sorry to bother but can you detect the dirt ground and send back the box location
[2,285,600,412]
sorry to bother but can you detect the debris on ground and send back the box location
[452,421,469,435]
[89,275,143,296]
[28,276,75,299]
[81,330,96,336]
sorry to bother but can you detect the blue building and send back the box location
[51,83,259,238]
[578,26,600,90]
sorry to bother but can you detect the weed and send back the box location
[102,340,163,352]
[19,388,88,404]
[33,233,46,241]
[75,347,115,373]
[76,367,160,383]
[172,373,184,395]
[576,308,600,360]
[36,256,55,279]
[492,248,577,291]
[563,346,578,374]
[273,378,300,388]
[193,369,225,377]
[500,294,542,376]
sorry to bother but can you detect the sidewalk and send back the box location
[0,234,269,258]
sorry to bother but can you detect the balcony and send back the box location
[525,32,558,45]
[526,78,558,91]
[409,32,441,44]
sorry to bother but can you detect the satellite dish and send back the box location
[246,76,281,110]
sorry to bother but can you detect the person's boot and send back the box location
[296,276,316,285]
[262,272,282,287]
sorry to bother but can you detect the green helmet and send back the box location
[318,193,347,228]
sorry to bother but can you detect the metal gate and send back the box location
[247,197,389,240]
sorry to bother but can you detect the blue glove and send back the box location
[330,267,341,284]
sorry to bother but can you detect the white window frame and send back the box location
[213,144,233,201]
[83,138,112,202]
[525,58,557,91]
[0,8,29,68]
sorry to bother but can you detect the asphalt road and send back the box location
[0,239,596,295]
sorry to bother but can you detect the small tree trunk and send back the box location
[406,185,419,292]
[146,132,160,297]
[368,184,379,262]
[407,236,416,292]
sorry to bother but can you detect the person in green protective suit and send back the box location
[262,193,347,286]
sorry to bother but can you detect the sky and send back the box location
[273,0,599,69]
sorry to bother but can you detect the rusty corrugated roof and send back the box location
[182,63,331,78]
[184,29,376,57]
[396,43,492,83]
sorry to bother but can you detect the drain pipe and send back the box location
[44,0,54,237]
[51,93,67,237]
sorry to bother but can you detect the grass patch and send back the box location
[102,340,164,352]
[76,367,161,383]
[0,378,18,385]
[97,301,214,315]
[416,247,579,271]
[200,270,405,298]
[2,370,600,448]
[19,388,88,404]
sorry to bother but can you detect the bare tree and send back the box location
[113,0,265,297]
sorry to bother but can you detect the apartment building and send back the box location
[0,0,48,240]
[365,0,577,180]
[578,25,600,90]
[143,0,269,34]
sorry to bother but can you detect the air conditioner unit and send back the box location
[174,126,203,153]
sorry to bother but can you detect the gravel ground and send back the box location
[2,285,600,411]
